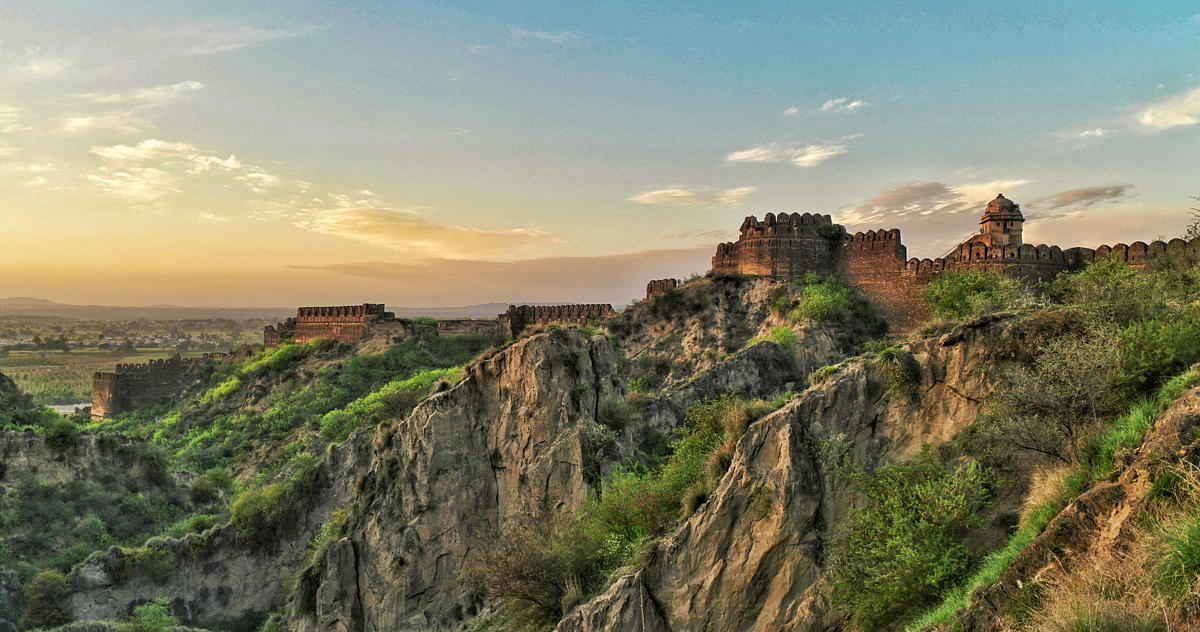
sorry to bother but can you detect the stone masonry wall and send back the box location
[91,356,213,420]
[499,304,615,337]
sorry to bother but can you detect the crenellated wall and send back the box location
[645,279,679,299]
[498,304,615,336]
[709,209,1200,331]
[91,355,217,420]
[264,304,394,346]
[712,212,841,278]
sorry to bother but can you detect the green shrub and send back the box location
[876,346,921,400]
[23,569,71,628]
[43,416,81,451]
[1114,319,1200,399]
[789,273,855,323]
[200,376,241,404]
[1153,515,1200,598]
[410,316,439,327]
[828,449,991,628]
[130,597,179,632]
[231,459,321,548]
[808,364,840,386]
[1051,254,1166,324]
[922,268,1028,320]
[189,468,234,504]
[162,513,223,539]
[600,400,635,432]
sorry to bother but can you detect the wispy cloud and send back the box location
[80,81,204,106]
[510,27,578,45]
[663,229,732,241]
[0,105,24,133]
[140,22,317,56]
[88,138,268,198]
[724,140,852,167]
[21,53,70,77]
[87,166,179,200]
[782,105,800,117]
[1135,86,1200,130]
[292,193,558,259]
[61,111,148,134]
[1027,184,1133,218]
[842,178,1032,225]
[628,185,757,206]
[819,97,866,113]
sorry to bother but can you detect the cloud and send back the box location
[1077,128,1109,138]
[0,105,24,133]
[663,229,732,241]
[87,166,179,200]
[161,23,317,55]
[628,185,757,206]
[61,111,148,134]
[1027,184,1133,218]
[724,141,850,167]
[82,81,204,106]
[199,213,230,223]
[292,193,559,259]
[21,54,70,77]
[842,179,1032,225]
[288,246,714,306]
[510,27,578,45]
[91,139,196,162]
[1135,86,1200,130]
[783,106,800,116]
[819,97,866,113]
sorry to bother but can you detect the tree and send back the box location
[22,570,70,628]
[972,330,1122,463]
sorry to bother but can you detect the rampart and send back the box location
[264,304,394,346]
[91,355,217,420]
[498,304,615,336]
[646,279,679,299]
[710,196,1200,330]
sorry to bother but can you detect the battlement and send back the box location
[499,304,615,336]
[264,303,396,346]
[707,195,1200,330]
[645,279,679,299]
[91,355,215,420]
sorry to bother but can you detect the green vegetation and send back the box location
[22,569,70,628]
[875,346,921,401]
[231,457,322,549]
[129,597,180,632]
[922,268,1031,320]
[466,395,781,629]
[827,448,991,629]
[788,273,855,323]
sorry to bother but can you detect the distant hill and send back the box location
[0,297,62,306]
[0,299,566,321]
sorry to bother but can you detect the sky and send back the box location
[0,1,1197,308]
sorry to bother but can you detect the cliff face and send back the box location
[555,317,1011,632]
[286,328,622,631]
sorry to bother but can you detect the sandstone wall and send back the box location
[644,279,679,299]
[499,304,615,336]
[90,356,207,420]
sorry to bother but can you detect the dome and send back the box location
[983,194,1022,218]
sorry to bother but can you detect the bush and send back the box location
[118,544,175,583]
[1051,254,1166,324]
[827,449,991,628]
[22,569,71,628]
[189,468,234,504]
[1114,318,1200,399]
[922,268,1029,320]
[162,512,223,539]
[43,416,81,451]
[599,400,635,431]
[130,597,179,632]
[231,459,321,548]
[790,273,855,323]
[970,330,1122,463]
[876,346,921,401]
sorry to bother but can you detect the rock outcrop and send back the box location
[553,316,1013,632]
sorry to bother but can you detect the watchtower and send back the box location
[976,193,1024,249]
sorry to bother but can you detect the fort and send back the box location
[498,304,615,337]
[645,279,679,299]
[263,302,616,346]
[711,194,1200,329]
[91,354,222,420]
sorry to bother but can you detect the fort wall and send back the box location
[645,279,679,299]
[708,198,1200,331]
[499,304,615,337]
[91,355,216,420]
[264,304,394,346]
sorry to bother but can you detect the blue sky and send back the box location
[0,1,1197,305]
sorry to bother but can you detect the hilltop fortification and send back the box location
[712,194,1200,328]
[91,355,221,420]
